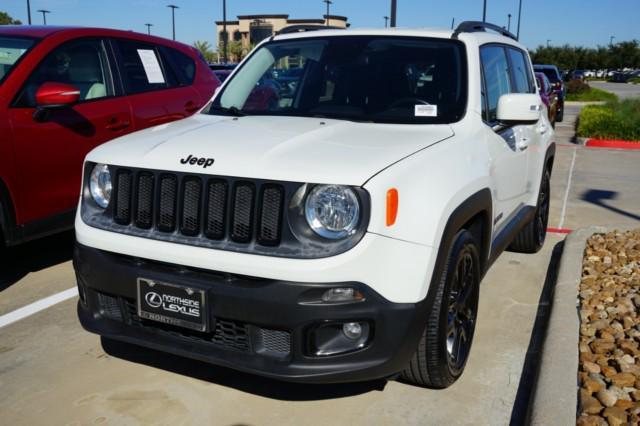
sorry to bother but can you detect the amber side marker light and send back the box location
[386,188,399,226]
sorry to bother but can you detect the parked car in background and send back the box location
[0,26,219,248]
[535,72,558,128]
[209,63,237,71]
[213,69,232,82]
[611,69,640,83]
[534,64,564,122]
[571,70,586,81]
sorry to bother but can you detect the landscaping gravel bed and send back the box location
[578,229,640,426]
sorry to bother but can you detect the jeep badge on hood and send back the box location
[180,155,214,168]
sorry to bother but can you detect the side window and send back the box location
[480,46,511,123]
[161,47,196,86]
[508,48,534,94]
[114,39,172,94]
[14,38,112,107]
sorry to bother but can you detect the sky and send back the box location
[2,0,639,50]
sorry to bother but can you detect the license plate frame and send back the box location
[137,278,207,332]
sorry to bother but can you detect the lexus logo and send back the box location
[145,292,162,308]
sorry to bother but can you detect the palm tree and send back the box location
[193,40,215,63]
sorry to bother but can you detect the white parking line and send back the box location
[0,287,78,329]
[558,147,577,229]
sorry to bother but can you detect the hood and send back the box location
[87,114,454,186]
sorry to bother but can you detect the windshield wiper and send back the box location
[209,105,246,117]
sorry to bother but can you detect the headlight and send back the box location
[305,185,360,239]
[89,163,111,208]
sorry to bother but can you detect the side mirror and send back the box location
[497,93,542,125]
[33,82,80,122]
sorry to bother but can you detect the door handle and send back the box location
[106,117,131,131]
[185,101,200,113]
[518,138,530,150]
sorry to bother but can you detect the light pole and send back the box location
[221,0,228,64]
[167,4,178,40]
[390,0,397,27]
[610,35,615,46]
[547,39,551,47]
[451,17,455,29]
[384,16,389,28]
[516,0,522,40]
[26,0,32,25]
[37,9,50,25]
[145,23,153,35]
[507,13,511,32]
[323,0,332,26]
[482,0,487,22]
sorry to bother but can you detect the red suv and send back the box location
[0,26,219,247]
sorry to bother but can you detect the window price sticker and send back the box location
[137,49,165,84]
[415,104,438,117]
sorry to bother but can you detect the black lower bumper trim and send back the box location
[73,243,428,383]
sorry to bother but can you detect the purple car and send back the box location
[534,64,564,123]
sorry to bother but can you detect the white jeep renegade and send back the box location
[75,22,555,388]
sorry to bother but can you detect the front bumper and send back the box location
[74,243,429,383]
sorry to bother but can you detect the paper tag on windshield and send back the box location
[415,104,437,117]
[137,49,165,84]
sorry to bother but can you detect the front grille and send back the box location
[106,297,291,356]
[109,168,286,248]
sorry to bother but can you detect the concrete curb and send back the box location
[530,226,605,425]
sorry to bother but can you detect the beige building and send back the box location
[215,14,349,52]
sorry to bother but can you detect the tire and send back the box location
[401,229,480,388]
[509,169,550,253]
[556,103,564,122]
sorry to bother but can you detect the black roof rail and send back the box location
[452,21,518,41]
[276,24,344,35]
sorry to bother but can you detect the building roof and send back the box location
[237,14,290,20]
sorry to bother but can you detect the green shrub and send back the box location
[629,77,640,85]
[577,99,640,141]
[567,79,591,95]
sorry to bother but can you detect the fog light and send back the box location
[343,322,362,339]
[310,321,370,356]
[322,288,364,303]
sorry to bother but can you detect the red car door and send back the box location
[7,38,133,224]
[111,38,201,129]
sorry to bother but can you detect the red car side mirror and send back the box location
[35,82,81,107]
[33,82,81,122]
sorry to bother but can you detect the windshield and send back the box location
[535,67,560,83]
[211,36,467,124]
[0,37,36,84]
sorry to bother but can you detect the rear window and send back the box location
[0,37,36,84]
[114,39,172,94]
[535,67,560,83]
[161,47,196,85]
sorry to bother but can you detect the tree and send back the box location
[193,40,215,64]
[0,11,22,25]
[530,41,640,71]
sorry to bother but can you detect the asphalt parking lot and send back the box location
[1,104,639,425]
[590,80,640,99]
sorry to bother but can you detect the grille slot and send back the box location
[180,178,202,236]
[157,174,177,232]
[97,292,123,321]
[135,173,154,228]
[258,328,291,355]
[231,182,255,243]
[109,168,285,248]
[114,170,132,224]
[258,185,284,245]
[205,180,228,240]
